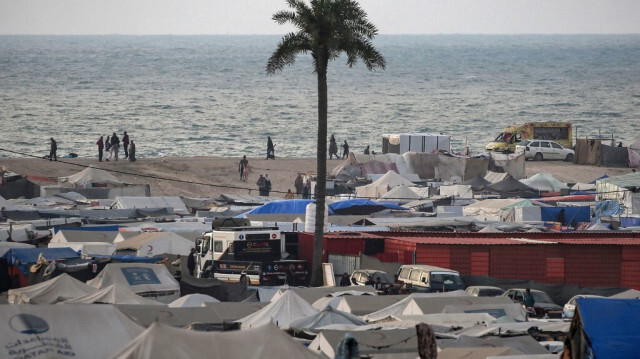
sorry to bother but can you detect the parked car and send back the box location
[501,288,563,318]
[396,264,465,293]
[465,286,505,297]
[563,294,604,318]
[350,269,393,287]
[515,140,574,162]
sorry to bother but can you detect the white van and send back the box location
[397,264,465,293]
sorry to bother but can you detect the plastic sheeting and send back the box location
[540,206,591,226]
[575,139,602,166]
[8,273,97,304]
[489,152,526,179]
[594,200,622,221]
[601,144,629,167]
[2,247,80,276]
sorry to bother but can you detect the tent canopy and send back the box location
[355,170,415,198]
[8,273,98,304]
[62,283,165,305]
[520,173,568,192]
[64,166,124,185]
[329,199,408,215]
[116,232,194,256]
[238,290,318,329]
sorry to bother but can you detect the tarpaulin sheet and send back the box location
[489,152,525,179]
[628,148,640,168]
[0,177,40,199]
[540,206,591,226]
[575,139,601,166]
[594,200,622,221]
[2,247,80,275]
[601,144,629,168]
[620,216,640,228]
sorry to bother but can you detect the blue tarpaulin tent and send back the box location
[572,297,640,359]
[540,206,590,226]
[53,225,120,234]
[238,199,314,217]
[2,247,80,275]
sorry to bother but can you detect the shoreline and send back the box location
[0,156,634,198]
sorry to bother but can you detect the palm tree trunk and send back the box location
[310,61,329,287]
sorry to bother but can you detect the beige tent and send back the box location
[116,232,194,256]
[238,290,318,329]
[110,322,323,359]
[8,273,98,304]
[381,184,422,203]
[62,283,166,305]
[356,170,415,198]
[463,198,534,217]
[63,166,123,186]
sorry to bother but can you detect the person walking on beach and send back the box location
[105,135,111,161]
[266,136,275,159]
[364,145,370,155]
[239,155,249,181]
[97,136,104,162]
[294,173,304,197]
[49,138,57,161]
[264,174,272,196]
[257,174,267,196]
[128,140,136,162]
[110,132,120,161]
[341,140,350,159]
[122,131,130,159]
[329,134,338,159]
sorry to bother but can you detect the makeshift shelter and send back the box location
[238,290,318,329]
[569,297,640,359]
[63,166,123,186]
[308,328,417,358]
[169,293,220,308]
[0,241,34,257]
[489,151,526,179]
[329,199,408,215]
[110,322,323,359]
[49,229,118,255]
[269,284,377,305]
[2,247,80,287]
[596,172,640,215]
[461,176,492,192]
[116,231,194,257]
[238,199,314,216]
[381,184,422,203]
[540,206,591,227]
[87,263,180,304]
[116,303,266,328]
[335,295,409,316]
[0,304,144,359]
[289,306,368,332]
[62,283,165,305]
[113,196,190,215]
[312,290,377,310]
[8,273,97,304]
[485,175,538,198]
[463,199,537,219]
[520,173,568,192]
[355,170,415,198]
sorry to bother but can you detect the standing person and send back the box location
[105,135,111,161]
[264,174,272,196]
[524,288,535,309]
[341,140,350,159]
[239,155,249,181]
[294,173,304,197]
[96,136,104,162]
[364,145,370,155]
[256,174,266,196]
[340,273,351,287]
[266,136,275,159]
[128,140,136,162]
[329,134,338,159]
[285,189,294,199]
[122,131,130,159]
[187,248,196,277]
[110,132,120,161]
[49,138,57,161]
[303,177,311,199]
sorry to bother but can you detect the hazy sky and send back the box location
[1,0,639,35]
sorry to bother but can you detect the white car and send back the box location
[562,294,603,318]
[515,140,574,162]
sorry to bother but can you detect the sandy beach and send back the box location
[0,156,635,198]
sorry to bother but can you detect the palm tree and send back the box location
[267,0,385,287]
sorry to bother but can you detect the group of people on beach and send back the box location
[329,134,351,160]
[97,131,136,162]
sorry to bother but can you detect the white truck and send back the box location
[195,226,309,286]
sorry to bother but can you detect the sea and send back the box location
[1,34,639,159]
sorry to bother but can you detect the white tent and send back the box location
[439,184,474,198]
[381,184,422,203]
[312,290,377,310]
[110,322,323,359]
[394,312,496,330]
[63,166,124,186]
[355,170,415,198]
[49,241,117,255]
[442,303,528,321]
[8,273,98,304]
[115,232,194,256]
[62,283,166,305]
[0,304,144,359]
[463,199,534,218]
[238,290,318,329]
[50,230,120,244]
[335,294,409,316]
[289,306,368,332]
[87,263,180,304]
[520,173,568,192]
[169,293,220,308]
[113,196,190,215]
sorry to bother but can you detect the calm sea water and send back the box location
[1,35,639,158]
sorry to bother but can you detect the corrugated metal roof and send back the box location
[385,236,553,245]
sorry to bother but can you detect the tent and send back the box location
[335,295,409,316]
[116,232,194,257]
[461,176,491,191]
[8,273,97,304]
[289,306,368,332]
[113,196,190,215]
[2,247,80,276]
[355,170,415,198]
[312,290,377,310]
[540,206,591,227]
[463,199,536,218]
[62,166,124,186]
[238,290,318,329]
[268,285,376,305]
[110,322,323,359]
[87,263,180,304]
[381,184,422,203]
[50,229,119,243]
[62,283,165,305]
[239,199,314,216]
[308,328,417,358]
[485,175,537,197]
[169,293,220,308]
[0,241,34,257]
[520,173,568,192]
[569,297,640,359]
[0,304,143,359]
[328,199,408,215]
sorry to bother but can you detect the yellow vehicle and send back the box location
[485,122,572,153]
